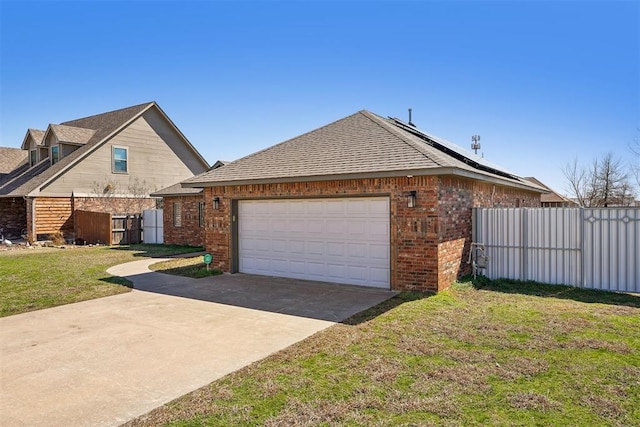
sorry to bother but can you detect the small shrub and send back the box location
[50,232,66,246]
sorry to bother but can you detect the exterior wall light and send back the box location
[408,191,417,208]
[213,197,220,210]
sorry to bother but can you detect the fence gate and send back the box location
[473,208,639,293]
[111,214,143,245]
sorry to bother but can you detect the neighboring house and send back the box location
[524,177,578,207]
[151,160,228,247]
[0,102,209,241]
[0,147,29,237]
[166,110,543,292]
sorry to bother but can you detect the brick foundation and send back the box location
[188,175,540,292]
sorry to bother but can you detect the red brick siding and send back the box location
[182,175,539,292]
[436,177,541,289]
[73,197,156,215]
[0,197,26,238]
[162,195,204,247]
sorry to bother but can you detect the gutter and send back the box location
[181,167,546,193]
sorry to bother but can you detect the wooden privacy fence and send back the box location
[111,214,142,245]
[473,208,639,293]
[75,210,143,245]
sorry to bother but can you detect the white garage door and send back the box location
[239,197,390,288]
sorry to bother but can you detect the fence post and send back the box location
[522,208,528,282]
[579,208,585,288]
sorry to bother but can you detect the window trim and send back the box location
[112,146,128,174]
[173,202,182,227]
[29,149,37,167]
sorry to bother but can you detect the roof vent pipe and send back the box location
[408,108,415,127]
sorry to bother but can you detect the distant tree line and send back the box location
[563,136,639,207]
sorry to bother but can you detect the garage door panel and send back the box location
[326,242,345,256]
[347,265,367,281]
[326,220,346,235]
[239,198,390,289]
[370,244,390,260]
[347,243,367,258]
[307,221,323,234]
[272,239,287,252]
[271,219,287,233]
[306,241,325,255]
[288,240,305,254]
[289,260,306,274]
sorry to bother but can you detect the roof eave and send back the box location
[182,167,545,193]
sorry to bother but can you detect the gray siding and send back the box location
[41,112,207,196]
[473,207,640,293]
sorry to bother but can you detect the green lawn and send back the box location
[149,256,223,278]
[126,279,640,427]
[0,244,203,317]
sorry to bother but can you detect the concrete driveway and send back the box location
[0,258,395,427]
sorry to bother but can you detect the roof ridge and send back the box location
[359,111,447,168]
[60,101,155,125]
[220,110,371,166]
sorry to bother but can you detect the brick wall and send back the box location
[436,177,542,289]
[182,175,540,292]
[0,197,26,239]
[162,195,204,247]
[73,197,156,215]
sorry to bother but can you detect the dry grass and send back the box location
[125,280,640,427]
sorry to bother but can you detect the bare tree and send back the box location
[562,158,588,206]
[563,152,634,207]
[121,177,152,214]
[89,178,119,211]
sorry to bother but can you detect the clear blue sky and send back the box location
[1,0,638,195]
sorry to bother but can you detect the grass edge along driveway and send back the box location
[126,279,640,427]
[0,244,203,317]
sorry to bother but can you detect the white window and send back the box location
[29,149,37,167]
[51,146,59,164]
[112,146,128,173]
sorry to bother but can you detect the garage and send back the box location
[238,197,390,288]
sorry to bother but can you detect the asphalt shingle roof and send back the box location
[0,147,28,175]
[27,129,46,146]
[183,110,538,190]
[151,182,203,197]
[49,124,96,145]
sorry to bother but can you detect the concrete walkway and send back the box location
[0,258,395,427]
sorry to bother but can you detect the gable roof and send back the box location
[0,147,28,175]
[47,124,96,145]
[524,177,577,205]
[20,129,46,149]
[183,110,542,192]
[0,102,209,198]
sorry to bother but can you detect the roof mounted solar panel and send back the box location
[388,117,520,180]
